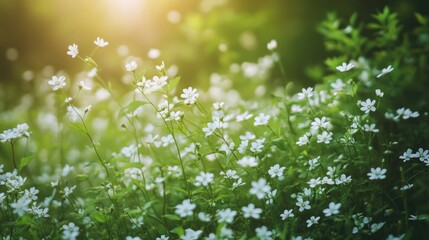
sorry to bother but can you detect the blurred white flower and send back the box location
[67,44,78,58]
[94,37,109,47]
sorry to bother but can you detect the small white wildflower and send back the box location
[198,212,211,222]
[255,226,273,240]
[175,199,196,218]
[94,37,109,47]
[249,178,271,199]
[323,202,341,216]
[359,98,376,113]
[297,87,313,99]
[306,216,320,227]
[67,44,78,58]
[375,89,384,97]
[181,87,199,105]
[254,113,270,126]
[280,209,294,220]
[242,203,262,219]
[367,167,387,180]
[48,75,66,91]
[296,197,311,212]
[236,111,253,122]
[363,123,379,133]
[376,65,394,78]
[296,134,310,146]
[125,60,138,72]
[181,228,202,240]
[217,208,237,223]
[237,156,258,167]
[62,222,79,240]
[317,131,333,144]
[268,164,285,180]
[267,40,277,51]
[336,62,355,72]
[194,172,214,187]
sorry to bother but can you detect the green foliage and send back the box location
[1,6,429,240]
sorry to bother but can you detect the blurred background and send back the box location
[1,0,428,103]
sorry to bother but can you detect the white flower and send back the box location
[11,196,31,216]
[323,202,341,216]
[198,212,211,222]
[370,222,385,233]
[125,60,138,72]
[297,87,313,99]
[336,62,355,72]
[194,172,214,187]
[156,61,165,71]
[414,148,429,162]
[280,209,294,220]
[79,80,92,90]
[296,197,311,212]
[156,235,169,240]
[254,113,270,126]
[63,185,76,198]
[250,138,265,153]
[181,87,199,105]
[317,131,333,144]
[181,228,202,240]
[94,37,109,47]
[126,237,141,240]
[217,208,237,223]
[242,203,262,219]
[331,79,345,92]
[311,117,330,130]
[267,40,277,51]
[367,167,387,180]
[376,65,394,78]
[268,164,285,180]
[175,199,196,218]
[375,89,384,97]
[306,216,320,227]
[130,216,144,229]
[48,75,66,91]
[87,67,97,78]
[255,226,273,240]
[65,97,73,103]
[67,44,78,58]
[296,134,310,146]
[363,123,379,133]
[359,98,376,113]
[237,156,258,167]
[386,234,405,240]
[236,111,253,122]
[249,178,271,199]
[62,222,79,240]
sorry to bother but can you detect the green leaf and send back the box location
[143,200,156,210]
[415,13,427,25]
[167,76,181,94]
[85,57,98,68]
[272,138,287,151]
[19,155,34,170]
[118,100,148,118]
[68,122,86,133]
[170,226,184,236]
[91,211,107,223]
[164,214,181,221]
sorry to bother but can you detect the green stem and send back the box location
[10,141,17,169]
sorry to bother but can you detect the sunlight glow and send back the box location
[104,0,145,26]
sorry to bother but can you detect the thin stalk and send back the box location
[10,141,17,169]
